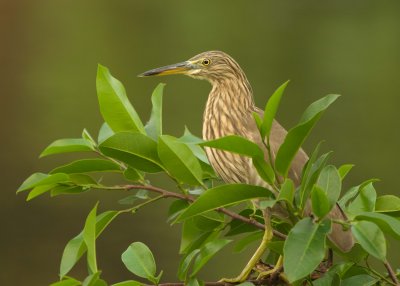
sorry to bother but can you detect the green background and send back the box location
[2,1,400,285]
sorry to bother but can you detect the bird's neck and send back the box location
[203,78,255,140]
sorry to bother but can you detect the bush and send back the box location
[18,65,400,286]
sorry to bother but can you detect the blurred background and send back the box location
[2,0,400,285]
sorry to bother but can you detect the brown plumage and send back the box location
[140,50,353,252]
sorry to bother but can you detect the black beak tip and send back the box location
[138,70,159,77]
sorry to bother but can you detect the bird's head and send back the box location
[139,51,246,84]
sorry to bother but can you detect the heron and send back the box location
[140,51,354,282]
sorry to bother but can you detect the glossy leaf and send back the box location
[278,178,295,206]
[178,128,209,164]
[347,183,376,216]
[200,135,264,158]
[96,65,145,133]
[375,195,400,212]
[341,274,377,286]
[351,220,386,261]
[82,272,106,286]
[299,149,332,210]
[99,132,163,173]
[121,242,157,281]
[98,122,114,144]
[50,159,121,174]
[123,167,144,182]
[158,135,203,186]
[145,83,164,141]
[83,203,98,274]
[60,211,119,277]
[233,231,263,253]
[261,80,289,138]
[338,164,354,180]
[338,179,379,208]
[177,184,273,221]
[40,138,94,158]
[50,277,81,286]
[316,165,341,208]
[355,212,400,240]
[51,185,86,197]
[17,173,70,193]
[27,184,57,201]
[177,249,200,281]
[111,281,142,286]
[275,94,340,177]
[311,186,330,218]
[190,239,232,277]
[283,218,331,282]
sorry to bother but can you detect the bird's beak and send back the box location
[139,61,194,77]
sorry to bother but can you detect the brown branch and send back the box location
[123,184,286,240]
[144,278,282,286]
[384,261,399,286]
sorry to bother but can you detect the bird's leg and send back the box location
[220,208,273,283]
[256,255,283,280]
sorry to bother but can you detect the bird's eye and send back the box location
[202,59,211,66]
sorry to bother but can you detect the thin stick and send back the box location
[384,261,399,285]
[109,184,287,240]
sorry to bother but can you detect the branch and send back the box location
[118,184,287,240]
[144,278,283,286]
[384,261,399,286]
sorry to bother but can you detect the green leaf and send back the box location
[237,283,255,286]
[226,209,263,236]
[99,132,163,173]
[145,83,164,141]
[341,274,377,286]
[299,142,328,208]
[375,195,400,212]
[190,239,232,277]
[50,159,120,174]
[177,249,200,281]
[82,272,107,286]
[123,168,144,182]
[261,80,289,138]
[27,184,57,201]
[40,138,93,158]
[347,183,376,216]
[111,281,142,286]
[187,278,201,286]
[316,165,341,209]
[83,203,98,274]
[351,220,386,261]
[201,135,264,158]
[200,135,274,184]
[275,94,340,177]
[98,122,114,144]
[177,184,273,221]
[283,218,331,282]
[233,231,263,253]
[338,179,379,208]
[96,64,145,133]
[50,277,81,286]
[311,186,330,218]
[278,178,295,206]
[17,173,70,193]
[355,212,400,240]
[338,164,354,180]
[51,185,86,197]
[178,127,209,164]
[158,135,203,186]
[121,242,157,281]
[60,211,119,278]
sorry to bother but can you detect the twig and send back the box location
[108,184,287,240]
[384,261,399,285]
[144,278,282,286]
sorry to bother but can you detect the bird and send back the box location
[140,51,354,281]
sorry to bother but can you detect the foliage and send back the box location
[19,65,400,285]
